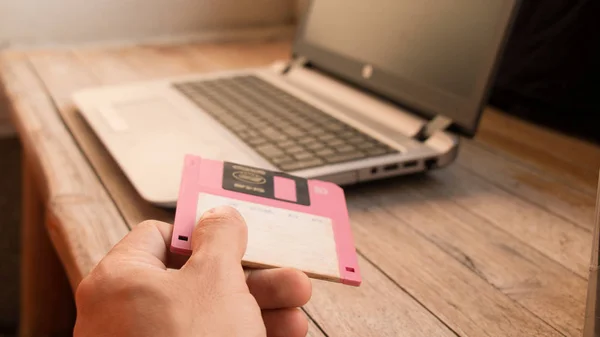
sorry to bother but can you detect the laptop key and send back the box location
[366,148,388,156]
[303,123,318,130]
[246,129,259,138]
[315,148,335,156]
[272,117,288,125]
[348,136,367,144]
[248,137,267,146]
[357,142,376,149]
[278,140,295,148]
[308,128,326,136]
[272,155,294,164]
[284,127,305,138]
[248,119,265,128]
[294,152,315,160]
[219,115,239,125]
[237,130,253,140]
[230,123,247,132]
[279,158,324,171]
[298,137,316,145]
[263,128,287,141]
[339,130,357,139]
[336,144,356,153]
[286,146,304,154]
[256,144,284,157]
[318,134,335,141]
[306,142,325,150]
[326,152,366,163]
[327,138,345,147]
[295,120,312,129]
[325,122,345,131]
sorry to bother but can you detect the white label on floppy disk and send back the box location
[196,193,340,278]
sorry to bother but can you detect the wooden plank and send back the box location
[348,175,587,336]
[430,166,592,278]
[305,256,456,337]
[457,141,596,229]
[0,53,128,286]
[306,316,326,337]
[26,51,172,227]
[19,153,75,337]
[477,108,600,188]
[72,48,141,85]
[191,40,292,69]
[74,45,216,84]
[347,206,563,337]
[113,44,222,79]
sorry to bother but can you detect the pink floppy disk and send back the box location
[170,155,361,286]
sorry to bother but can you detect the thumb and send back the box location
[185,206,248,269]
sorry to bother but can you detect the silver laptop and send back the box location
[73,0,520,207]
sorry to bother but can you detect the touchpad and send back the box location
[108,98,184,131]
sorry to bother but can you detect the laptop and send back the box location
[73,0,520,207]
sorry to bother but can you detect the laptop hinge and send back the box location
[281,56,308,75]
[414,115,453,141]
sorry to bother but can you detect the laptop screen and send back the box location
[293,0,520,137]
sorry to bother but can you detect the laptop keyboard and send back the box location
[173,75,398,171]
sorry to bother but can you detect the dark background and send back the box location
[489,0,600,144]
[0,137,20,337]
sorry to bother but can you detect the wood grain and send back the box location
[192,40,292,70]
[458,142,596,228]
[0,53,129,287]
[305,256,456,337]
[306,315,326,337]
[349,174,587,336]
[26,51,172,227]
[120,44,223,78]
[348,206,563,336]
[434,166,591,278]
[19,153,76,337]
[477,107,600,188]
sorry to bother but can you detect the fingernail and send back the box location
[201,206,237,218]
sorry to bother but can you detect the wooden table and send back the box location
[1,39,599,337]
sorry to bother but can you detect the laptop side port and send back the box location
[383,164,400,172]
[425,158,438,170]
[403,160,418,168]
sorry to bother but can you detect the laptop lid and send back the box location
[292,0,521,137]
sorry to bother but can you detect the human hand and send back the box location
[74,206,312,337]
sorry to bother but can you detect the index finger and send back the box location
[105,220,183,270]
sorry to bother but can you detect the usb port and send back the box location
[383,164,400,171]
[403,160,418,168]
[425,158,437,170]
